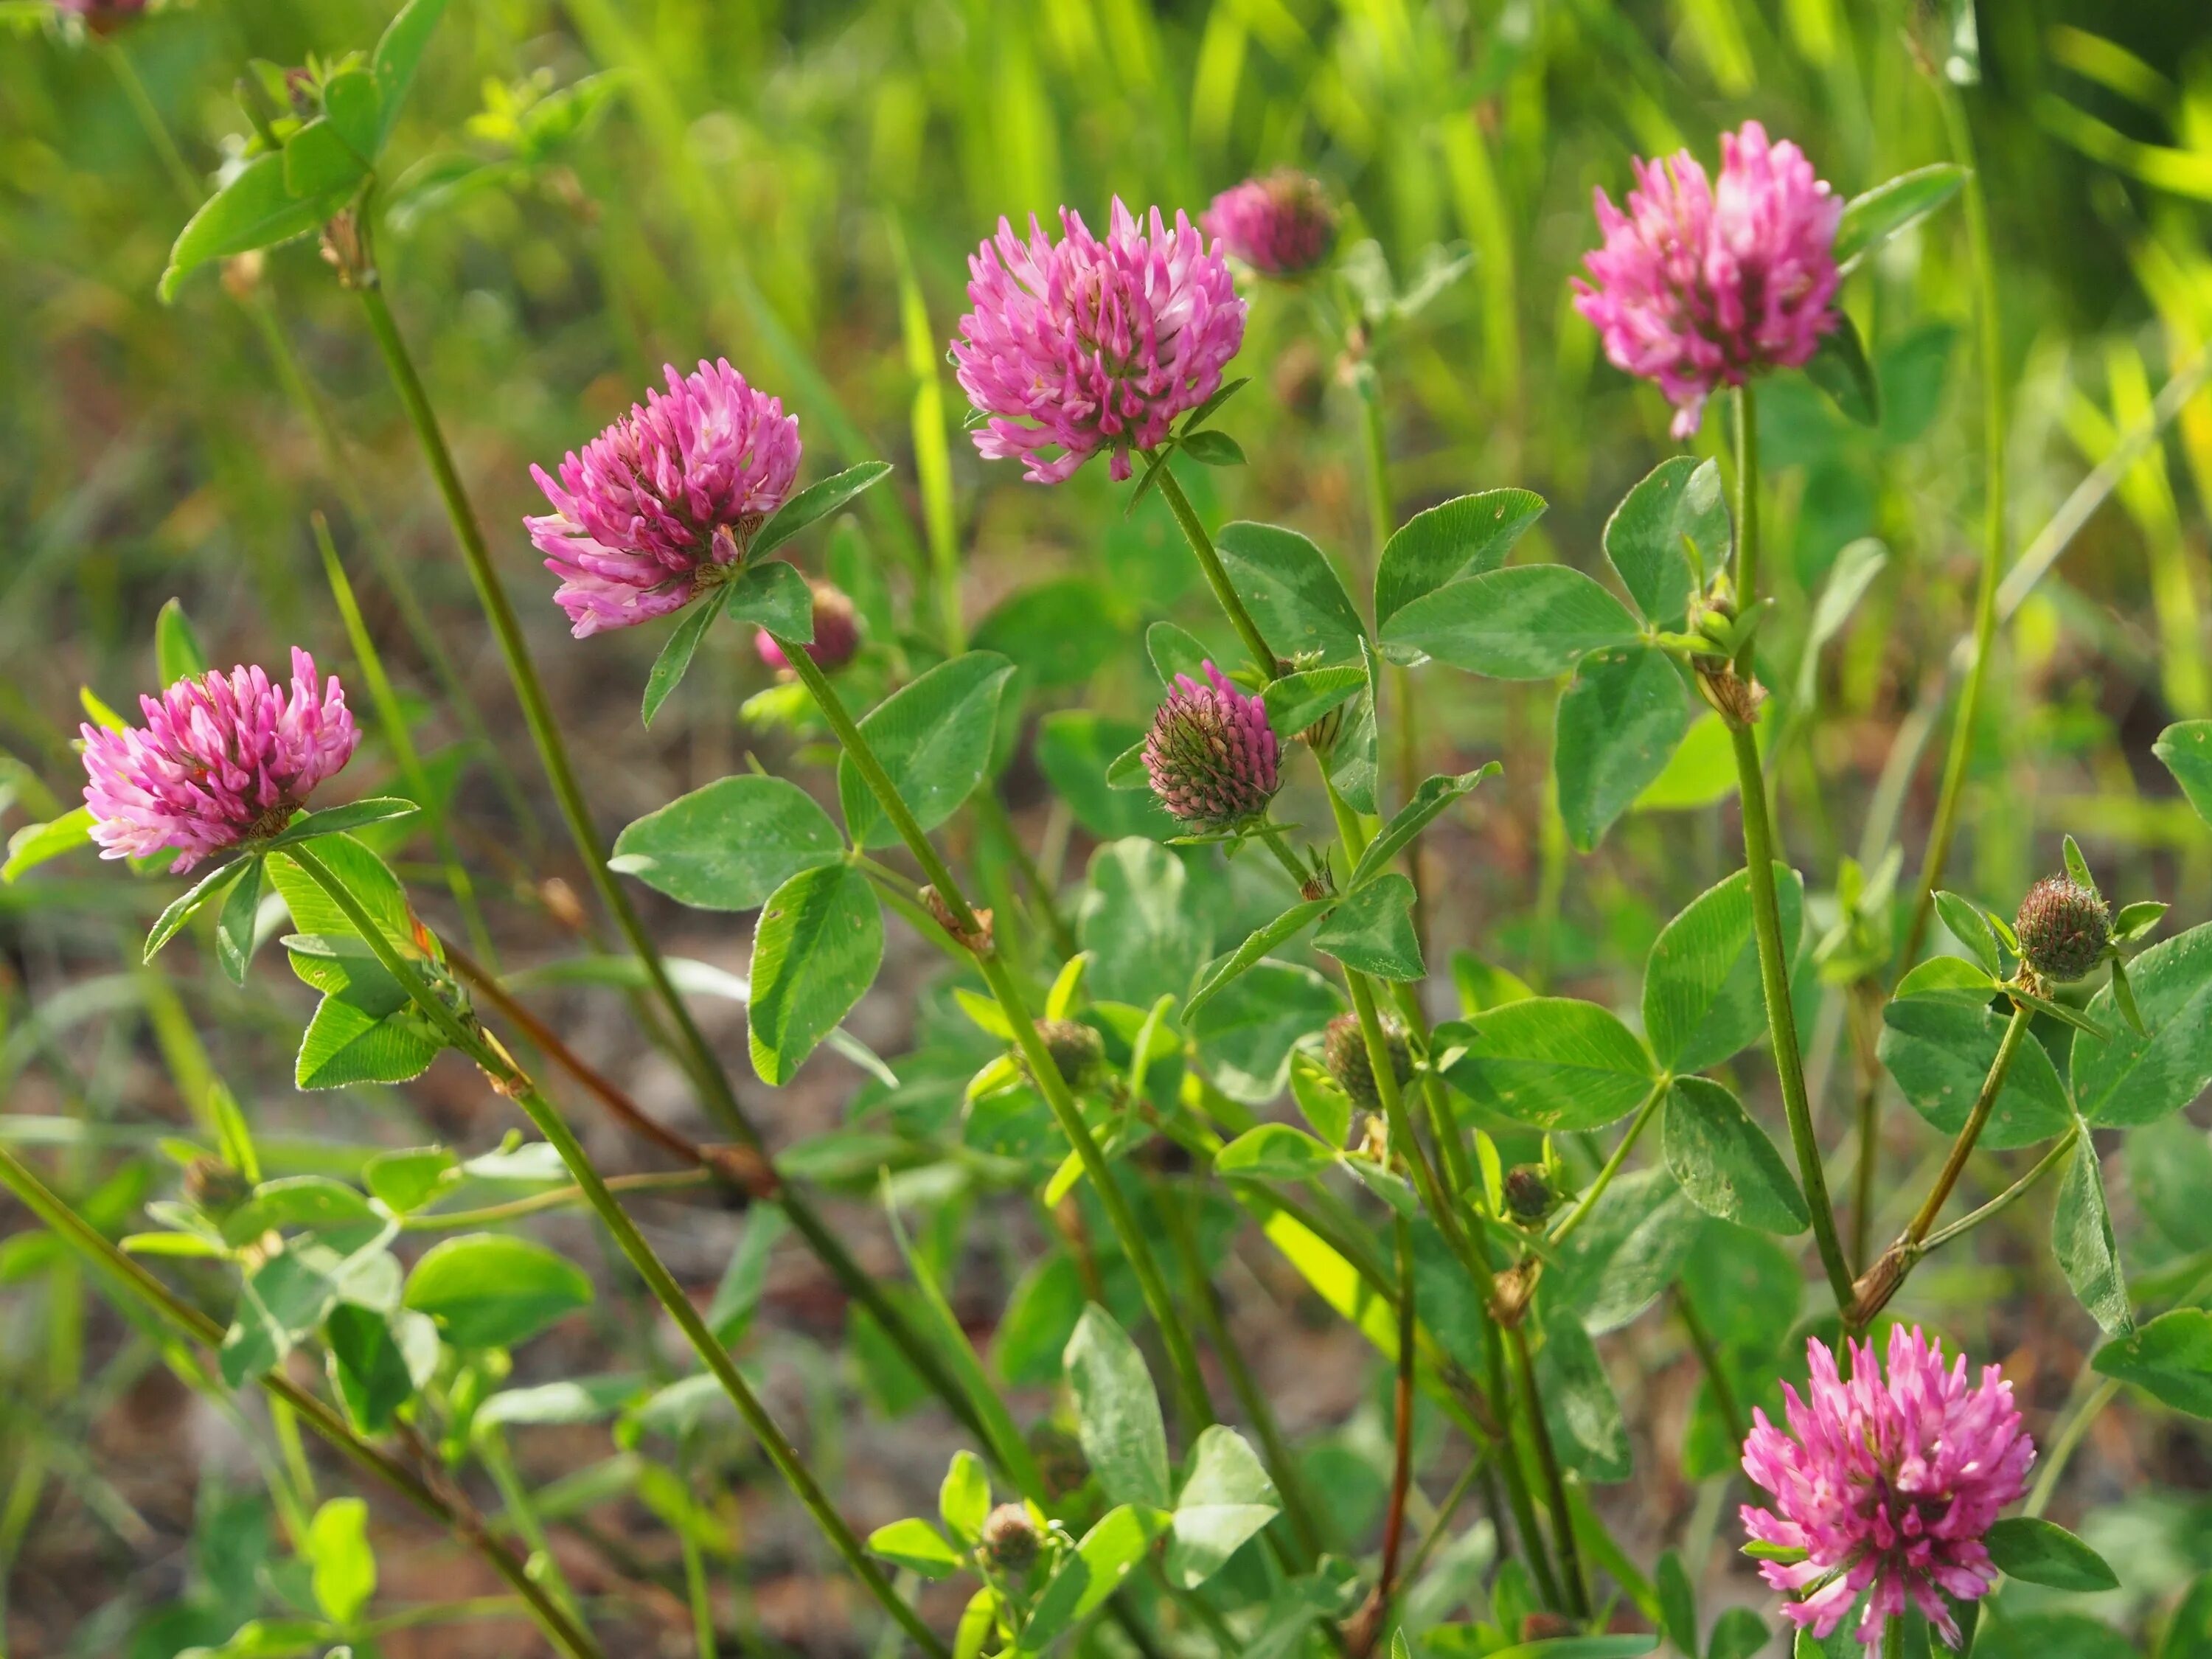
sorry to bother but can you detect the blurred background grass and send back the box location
[6,0,2212,1652]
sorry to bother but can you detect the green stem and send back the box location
[1728,718,1853,1312]
[314,513,494,961]
[2024,1377,2120,1520]
[108,47,536,842]
[352,276,995,1464]
[1846,984,1884,1274]
[1378,1215,1417,1599]
[1548,1083,1665,1248]
[1345,971,1495,1312]
[1485,1322,1562,1609]
[972,787,1078,961]
[478,1425,588,1626]
[1159,1181,1322,1562]
[403,1170,710,1230]
[775,640,1217,1435]
[1506,1321,1588,1620]
[102,40,200,208]
[1146,458,1277,681]
[1900,81,2007,973]
[1918,1124,2077,1254]
[1903,999,2034,1248]
[281,844,949,1659]
[1675,1290,1745,1450]
[0,1143,604,1659]
[678,1472,718,1659]
[1731,384,1760,677]
[1850,998,2036,1329]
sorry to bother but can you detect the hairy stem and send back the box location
[283,844,950,1659]
[1851,998,2035,1329]
[1731,726,1854,1312]
[314,513,494,961]
[1146,457,1277,681]
[1378,1216,1418,1601]
[352,275,995,1461]
[1918,1124,2078,1254]
[1506,1321,1589,1620]
[0,1143,605,1659]
[1675,1290,1746,1450]
[1548,1083,1665,1248]
[1159,1182,1323,1562]
[775,638,1217,1433]
[1846,983,1885,1274]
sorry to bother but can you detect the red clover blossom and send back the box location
[1573,120,1841,439]
[528,359,801,637]
[952,200,1245,484]
[1742,1327,2033,1647]
[81,649,359,873]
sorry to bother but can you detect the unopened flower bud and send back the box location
[2014,876,2110,984]
[1322,1013,1411,1110]
[185,1157,251,1219]
[1031,1020,1105,1090]
[756,580,860,673]
[1028,1422,1090,1499]
[1503,1164,1555,1223]
[1142,661,1280,833]
[980,1503,1041,1573]
[1203,170,1339,279]
[540,877,588,933]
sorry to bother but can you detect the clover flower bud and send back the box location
[528,360,801,636]
[755,580,861,673]
[1203,170,1338,278]
[1142,661,1280,833]
[952,201,1245,484]
[1027,1422,1090,1499]
[1503,1165,1556,1223]
[184,1158,251,1220]
[2014,875,2110,984]
[1032,1020,1105,1090]
[980,1503,1041,1573]
[1323,1012,1411,1111]
[1574,122,1840,439]
[81,649,359,873]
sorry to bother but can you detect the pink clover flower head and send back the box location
[1203,170,1338,278]
[1142,660,1279,832]
[82,648,360,874]
[1573,119,1841,439]
[528,359,802,637]
[952,199,1246,484]
[1741,1326,2034,1648]
[755,579,861,673]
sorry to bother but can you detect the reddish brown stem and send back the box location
[446,945,775,1201]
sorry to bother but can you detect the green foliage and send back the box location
[745,861,884,1084]
[402,1233,594,1349]
[1373,489,1548,633]
[1062,1304,1170,1511]
[2072,922,2212,1124]
[13,5,2212,1654]
[1443,998,1657,1130]
[1380,566,1641,679]
[1644,865,1804,1074]
[1216,521,1367,663]
[838,652,1017,848]
[613,775,845,910]
[1662,1077,1809,1234]
[1556,646,1691,852]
